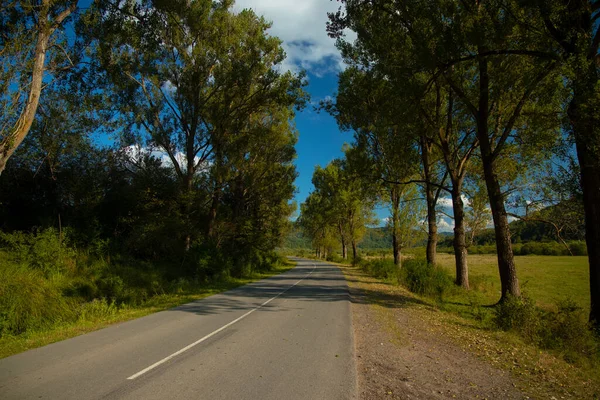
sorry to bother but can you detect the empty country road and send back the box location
[0,258,356,400]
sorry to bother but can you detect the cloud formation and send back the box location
[234,0,351,75]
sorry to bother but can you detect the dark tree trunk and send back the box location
[536,0,600,327]
[391,186,401,267]
[476,56,520,299]
[352,240,357,261]
[451,180,469,289]
[425,185,438,265]
[183,173,194,251]
[570,74,600,327]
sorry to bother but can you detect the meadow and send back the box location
[435,253,590,312]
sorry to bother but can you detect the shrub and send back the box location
[0,228,75,276]
[493,294,542,343]
[78,298,120,322]
[399,258,453,300]
[494,295,599,364]
[360,258,398,281]
[0,262,75,336]
[326,253,345,263]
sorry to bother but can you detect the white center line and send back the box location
[127,262,316,380]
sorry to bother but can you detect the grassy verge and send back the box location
[338,263,600,398]
[0,260,295,359]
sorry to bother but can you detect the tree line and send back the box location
[299,0,600,328]
[0,0,306,278]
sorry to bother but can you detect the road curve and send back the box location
[0,258,356,400]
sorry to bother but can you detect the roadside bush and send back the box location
[568,241,588,256]
[399,258,453,300]
[360,258,398,281]
[326,253,345,263]
[493,294,542,342]
[0,228,75,276]
[494,295,599,365]
[78,298,121,322]
[0,263,75,336]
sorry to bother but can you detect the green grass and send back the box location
[435,253,590,311]
[0,260,295,359]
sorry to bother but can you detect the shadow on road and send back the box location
[168,258,432,318]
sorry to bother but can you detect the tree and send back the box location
[0,0,78,175]
[329,0,562,300]
[87,0,306,250]
[514,0,600,328]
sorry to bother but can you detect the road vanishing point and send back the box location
[0,258,357,400]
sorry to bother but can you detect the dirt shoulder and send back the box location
[340,264,599,399]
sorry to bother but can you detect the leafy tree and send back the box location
[86,0,306,251]
[513,0,600,328]
[0,0,78,175]
[329,0,562,300]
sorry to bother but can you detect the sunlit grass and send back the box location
[435,253,590,311]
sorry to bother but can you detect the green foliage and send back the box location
[357,257,453,300]
[0,261,75,336]
[0,229,75,276]
[357,258,399,282]
[494,295,599,364]
[399,259,454,300]
[326,253,345,264]
[0,230,288,340]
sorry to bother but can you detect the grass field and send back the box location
[435,253,590,312]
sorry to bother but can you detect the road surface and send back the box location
[0,258,356,400]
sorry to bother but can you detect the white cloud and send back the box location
[437,195,470,209]
[437,197,453,208]
[438,218,455,232]
[233,0,354,74]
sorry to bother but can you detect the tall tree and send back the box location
[516,0,600,328]
[329,0,561,300]
[87,0,306,249]
[0,0,78,175]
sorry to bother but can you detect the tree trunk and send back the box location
[0,26,49,175]
[451,180,469,289]
[207,149,223,239]
[421,138,438,265]
[352,240,357,261]
[569,72,600,327]
[477,55,520,300]
[425,184,438,265]
[392,230,401,267]
[339,222,347,259]
[391,186,401,267]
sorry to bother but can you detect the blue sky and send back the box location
[233,1,396,224]
[232,1,355,209]
[293,72,349,215]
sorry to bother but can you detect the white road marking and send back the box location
[127,262,316,380]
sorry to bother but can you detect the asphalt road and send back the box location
[0,258,356,400]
